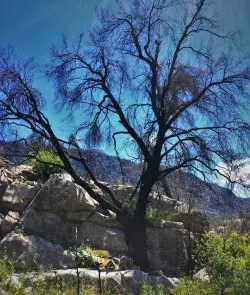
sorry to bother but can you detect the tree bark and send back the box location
[118,213,149,271]
[118,166,159,271]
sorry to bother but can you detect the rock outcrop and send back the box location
[0,160,41,238]
[1,182,40,214]
[22,174,128,255]
[0,233,75,270]
[9,173,189,275]
[0,161,191,276]
[2,145,249,219]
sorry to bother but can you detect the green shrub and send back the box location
[70,245,97,268]
[168,279,219,295]
[198,231,250,294]
[146,205,158,219]
[0,254,14,285]
[27,150,64,180]
[0,255,28,294]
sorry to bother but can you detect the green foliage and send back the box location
[145,205,158,219]
[0,254,28,294]
[141,282,166,295]
[123,198,136,214]
[27,150,64,180]
[198,231,250,294]
[168,279,219,295]
[169,231,250,295]
[70,245,97,268]
[0,254,14,285]
[14,222,24,235]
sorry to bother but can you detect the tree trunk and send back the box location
[118,168,158,271]
[119,213,149,271]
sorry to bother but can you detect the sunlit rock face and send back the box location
[0,232,75,270]
[22,173,128,255]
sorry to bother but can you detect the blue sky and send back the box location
[1,0,249,61]
[0,0,108,136]
[0,0,104,62]
[1,0,250,196]
[1,0,249,132]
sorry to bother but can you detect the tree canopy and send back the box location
[0,0,249,270]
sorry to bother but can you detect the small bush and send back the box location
[70,245,96,269]
[91,249,110,258]
[146,205,158,219]
[27,150,64,180]
[0,254,15,285]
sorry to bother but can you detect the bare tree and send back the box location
[0,0,249,270]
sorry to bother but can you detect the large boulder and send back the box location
[146,220,189,276]
[30,174,96,216]
[22,174,127,254]
[0,211,20,236]
[0,160,38,184]
[111,185,135,203]
[14,165,38,181]
[78,220,128,254]
[0,233,75,270]
[109,185,183,214]
[23,209,127,254]
[149,194,183,214]
[0,159,41,216]
[0,182,40,214]
[22,209,78,246]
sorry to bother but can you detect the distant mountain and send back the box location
[1,141,249,219]
[71,149,140,185]
[164,171,250,219]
